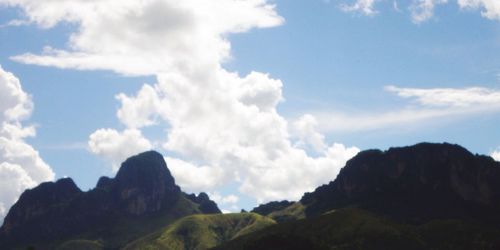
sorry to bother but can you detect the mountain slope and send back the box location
[124,213,276,250]
[220,143,500,250]
[301,143,500,224]
[215,208,500,250]
[0,151,220,249]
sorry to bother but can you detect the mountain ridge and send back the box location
[2,142,500,249]
[0,151,220,249]
[301,142,500,224]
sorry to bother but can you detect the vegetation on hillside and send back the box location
[124,213,275,250]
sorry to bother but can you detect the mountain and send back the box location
[124,213,275,250]
[301,143,500,224]
[217,143,500,249]
[0,151,220,250]
[2,143,500,250]
[215,208,500,250]
[250,201,304,223]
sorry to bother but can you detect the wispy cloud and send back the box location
[386,85,500,107]
[39,142,88,151]
[0,19,29,28]
[334,0,500,22]
[314,85,500,133]
[340,0,378,16]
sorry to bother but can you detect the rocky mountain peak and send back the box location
[115,151,180,215]
[0,151,218,249]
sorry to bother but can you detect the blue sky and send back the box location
[0,0,499,215]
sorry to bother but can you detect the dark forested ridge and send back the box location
[0,151,220,249]
[2,143,500,250]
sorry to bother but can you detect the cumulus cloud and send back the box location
[0,66,54,222]
[335,0,500,22]
[458,0,500,20]
[116,84,162,129]
[88,129,152,171]
[4,0,284,76]
[208,192,240,212]
[4,0,359,204]
[292,114,327,152]
[166,157,226,193]
[147,70,359,202]
[491,150,500,162]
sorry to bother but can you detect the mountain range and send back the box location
[1,143,499,249]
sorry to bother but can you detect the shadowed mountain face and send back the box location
[251,201,294,216]
[301,143,500,224]
[217,143,500,250]
[2,143,500,250]
[0,151,220,249]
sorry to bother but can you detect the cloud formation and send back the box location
[340,0,378,16]
[3,0,283,76]
[386,85,500,107]
[336,0,500,22]
[315,85,500,133]
[409,0,448,24]
[491,150,500,162]
[88,129,153,171]
[2,0,359,204]
[0,66,54,222]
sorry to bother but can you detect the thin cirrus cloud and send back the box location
[1,0,361,209]
[0,65,55,223]
[314,85,500,133]
[336,0,500,23]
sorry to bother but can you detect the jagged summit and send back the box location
[301,142,500,224]
[0,150,220,249]
[114,151,181,215]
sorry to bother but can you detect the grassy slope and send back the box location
[214,208,500,250]
[266,202,305,222]
[56,240,103,250]
[124,213,276,250]
[52,195,202,250]
[215,208,422,250]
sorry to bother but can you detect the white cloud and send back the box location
[491,150,500,161]
[209,192,240,205]
[4,0,359,204]
[165,157,226,193]
[148,70,360,202]
[458,0,500,20]
[88,129,152,171]
[316,85,500,133]
[386,85,500,107]
[340,0,378,16]
[0,66,54,222]
[335,0,500,22]
[0,163,36,219]
[116,84,162,129]
[409,0,448,23]
[209,192,240,212]
[0,66,32,122]
[5,0,284,76]
[292,114,327,152]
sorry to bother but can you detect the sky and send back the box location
[0,0,499,218]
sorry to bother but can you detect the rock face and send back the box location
[114,151,180,215]
[186,192,221,214]
[251,201,294,216]
[0,151,220,249]
[301,143,500,224]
